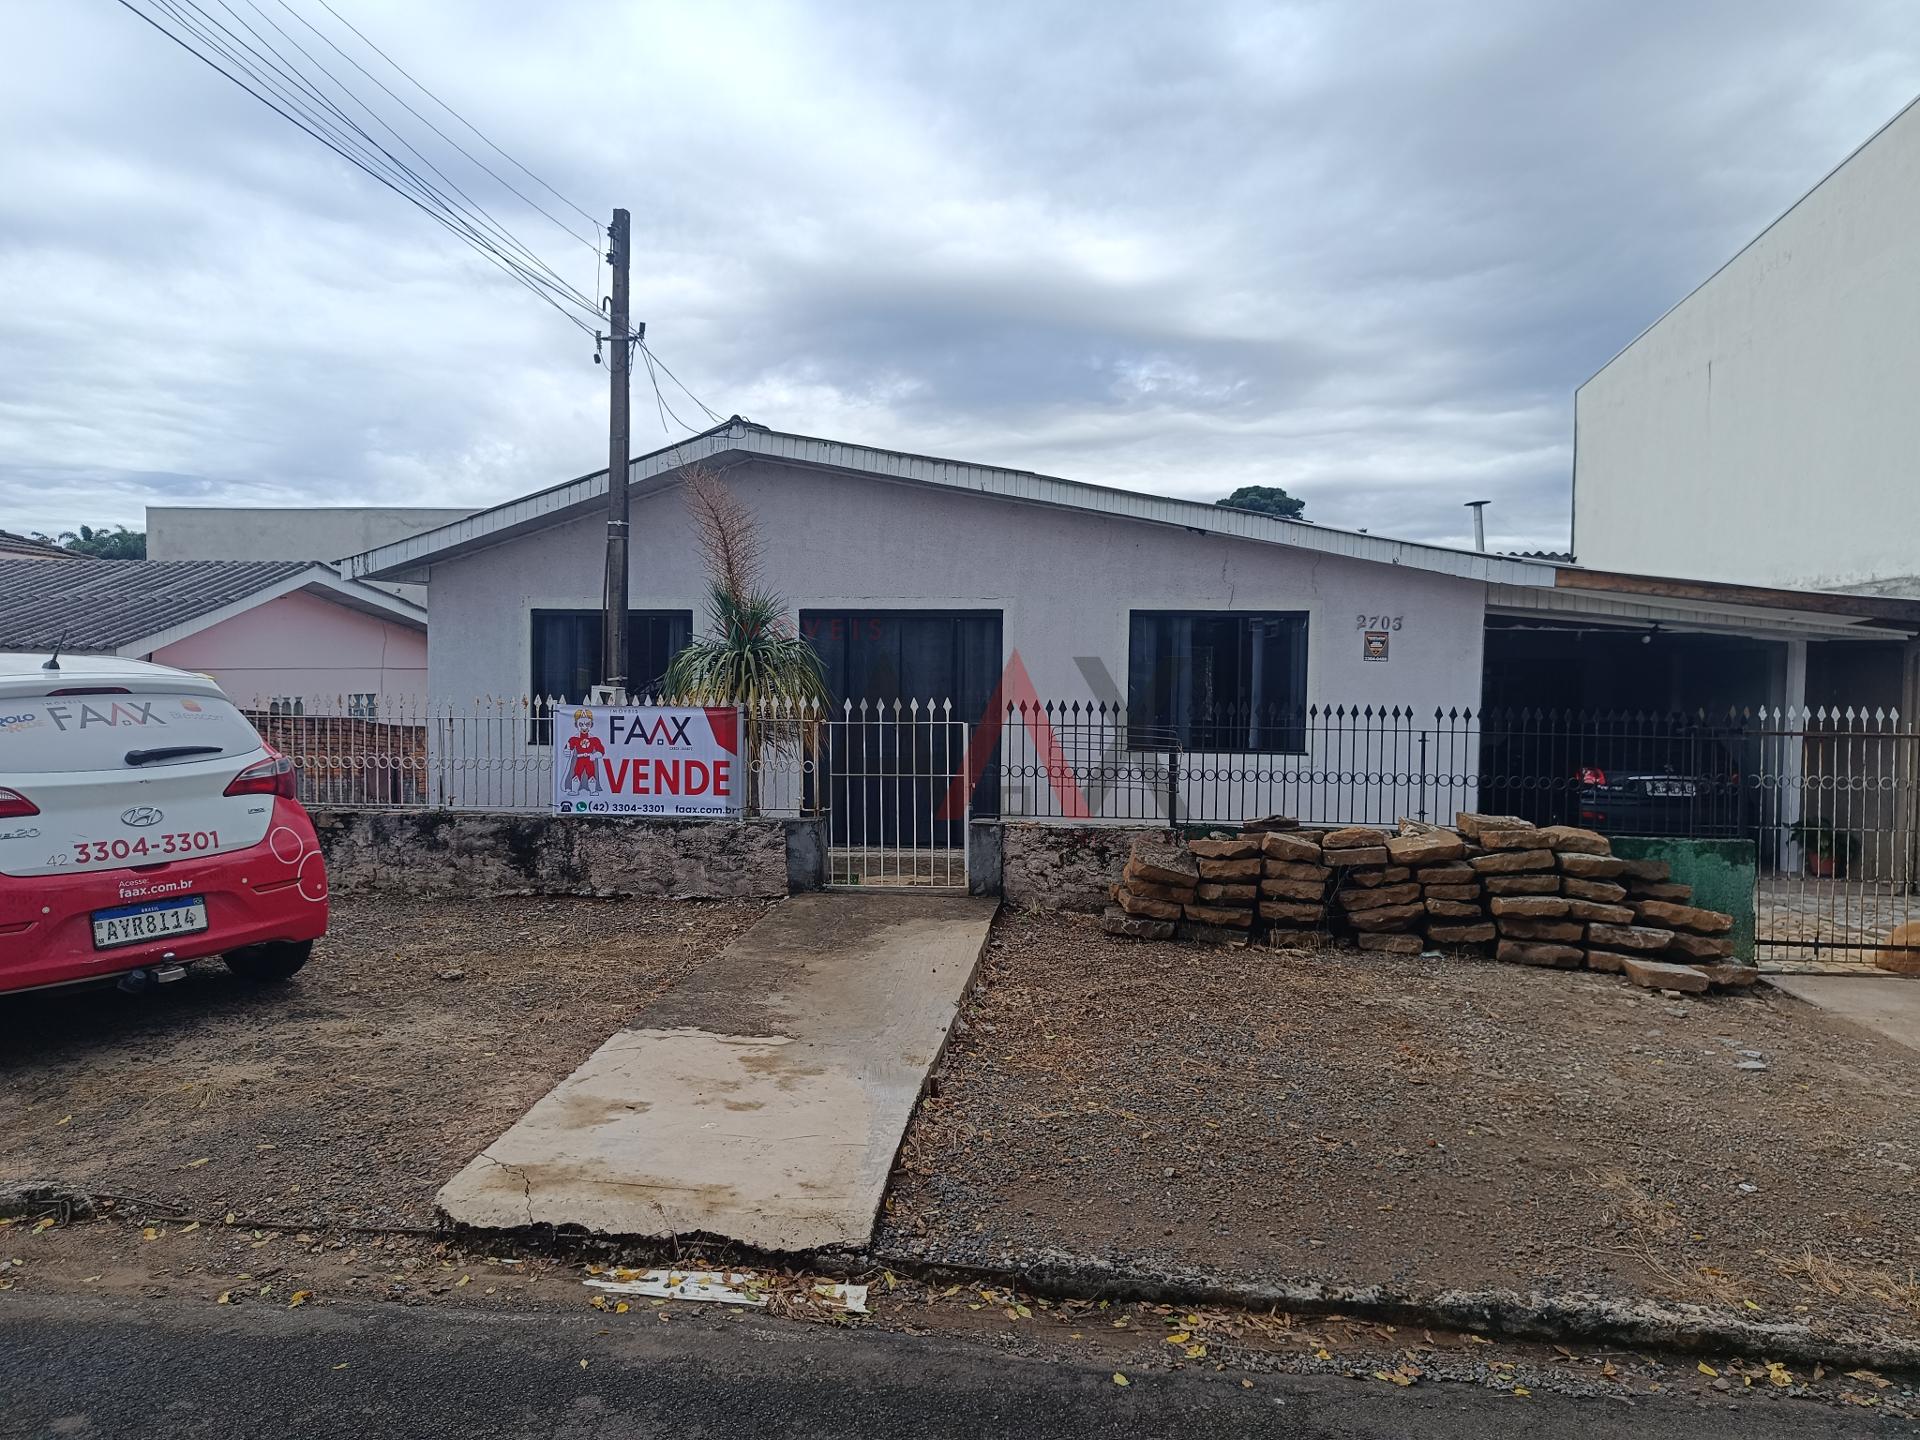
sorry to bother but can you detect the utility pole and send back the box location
[601,207,633,695]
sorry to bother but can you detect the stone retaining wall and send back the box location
[311,809,805,900]
[999,822,1173,912]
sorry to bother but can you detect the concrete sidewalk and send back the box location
[436,892,995,1251]
[1766,972,1920,1055]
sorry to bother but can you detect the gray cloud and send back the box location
[3,0,1915,554]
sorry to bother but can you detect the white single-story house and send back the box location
[341,419,1920,831]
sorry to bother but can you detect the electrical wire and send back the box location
[639,342,724,424]
[274,0,601,254]
[125,0,736,427]
[311,0,600,233]
[233,0,597,311]
[120,1,599,332]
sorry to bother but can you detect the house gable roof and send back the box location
[0,558,427,655]
[341,419,1561,589]
[0,529,78,559]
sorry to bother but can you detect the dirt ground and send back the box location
[0,895,768,1229]
[877,911,1920,1348]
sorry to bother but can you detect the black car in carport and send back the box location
[1572,738,1752,838]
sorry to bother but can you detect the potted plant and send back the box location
[1789,819,1852,879]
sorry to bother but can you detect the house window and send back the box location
[528,609,693,739]
[1127,611,1309,752]
[347,693,378,719]
[268,696,304,717]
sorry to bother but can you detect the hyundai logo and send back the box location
[121,805,164,828]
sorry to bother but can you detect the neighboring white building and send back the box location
[1573,94,1920,598]
[147,506,475,604]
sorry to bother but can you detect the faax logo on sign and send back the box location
[553,704,743,819]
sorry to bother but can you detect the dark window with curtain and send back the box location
[528,609,692,741]
[1127,611,1309,753]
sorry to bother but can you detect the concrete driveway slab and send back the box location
[435,892,995,1251]
[1765,972,1920,1055]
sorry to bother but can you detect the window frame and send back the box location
[527,607,694,743]
[1125,609,1310,755]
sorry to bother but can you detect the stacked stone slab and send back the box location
[1322,826,1425,955]
[1100,834,1198,940]
[1181,832,1263,942]
[1453,813,1753,991]
[1253,826,1332,938]
[1392,826,1489,947]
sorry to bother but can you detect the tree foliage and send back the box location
[31,524,147,559]
[1215,486,1305,520]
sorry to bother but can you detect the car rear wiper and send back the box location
[124,745,225,766]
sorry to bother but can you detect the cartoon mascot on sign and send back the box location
[563,707,606,796]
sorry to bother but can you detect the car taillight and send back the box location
[224,754,297,799]
[0,786,38,819]
[1579,767,1607,786]
[1580,808,1606,823]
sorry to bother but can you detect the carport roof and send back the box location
[341,418,1562,588]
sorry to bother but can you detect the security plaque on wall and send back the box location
[1362,629,1389,661]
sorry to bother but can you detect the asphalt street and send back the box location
[0,1293,1905,1439]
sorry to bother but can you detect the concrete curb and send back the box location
[868,1245,1920,1373]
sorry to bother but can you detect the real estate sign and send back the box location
[553,704,743,818]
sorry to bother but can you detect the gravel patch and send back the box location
[878,910,1920,1346]
[0,895,767,1229]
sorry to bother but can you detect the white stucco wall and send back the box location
[1573,96,1920,596]
[421,459,1491,822]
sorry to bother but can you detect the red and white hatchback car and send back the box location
[0,653,326,996]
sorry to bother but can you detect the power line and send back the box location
[310,0,601,235]
[276,0,602,254]
[121,0,601,334]
[230,0,597,309]
[639,343,724,424]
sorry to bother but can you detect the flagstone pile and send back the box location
[1099,813,1754,995]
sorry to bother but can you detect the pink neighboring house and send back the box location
[0,558,426,714]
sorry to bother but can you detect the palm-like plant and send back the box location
[661,469,829,813]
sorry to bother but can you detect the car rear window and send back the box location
[0,693,263,774]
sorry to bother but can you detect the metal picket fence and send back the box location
[254,695,1920,949]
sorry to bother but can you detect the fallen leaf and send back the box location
[185,1158,211,1169]
[222,1213,236,1226]
[1165,1332,1190,1345]
[1465,1334,1492,1346]
[1847,1369,1892,1390]
[332,1364,349,1371]
[1766,1361,1792,1388]
[180,1222,200,1235]
[31,1217,56,1235]
[579,1360,590,1370]
[1512,1385,1531,1398]
[289,1290,312,1308]
[614,1302,629,1314]
[1112,1373,1129,1387]
[1240,1379,1253,1389]
[1184,1344,1207,1360]
[140,1227,160,1242]
[1315,1348,1333,1361]
[455,1274,471,1288]
[216,1291,231,1305]
[56,1115,71,1127]
[1698,1363,1719,1377]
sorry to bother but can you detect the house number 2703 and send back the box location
[1355,615,1404,630]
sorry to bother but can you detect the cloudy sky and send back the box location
[4,1,1916,551]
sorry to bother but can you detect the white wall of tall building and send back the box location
[1573,96,1920,597]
